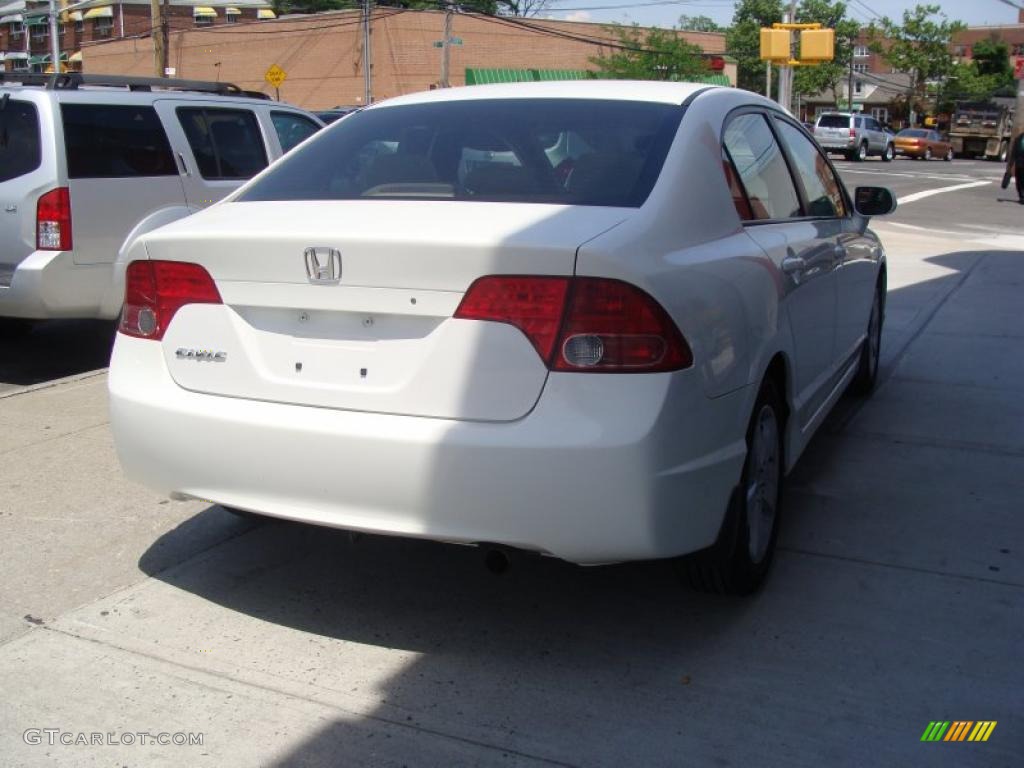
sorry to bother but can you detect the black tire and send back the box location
[882,144,895,162]
[679,380,784,595]
[0,318,35,338]
[924,147,932,161]
[944,148,954,162]
[855,142,868,162]
[848,286,883,397]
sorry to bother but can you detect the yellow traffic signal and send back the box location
[760,28,791,61]
[800,28,835,62]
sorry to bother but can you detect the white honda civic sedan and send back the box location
[109,81,894,594]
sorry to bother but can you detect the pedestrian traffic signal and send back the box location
[800,28,835,62]
[760,28,791,62]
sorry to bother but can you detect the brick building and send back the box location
[952,10,1024,66]
[0,0,274,73]
[77,9,731,109]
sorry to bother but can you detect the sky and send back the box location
[542,0,1023,30]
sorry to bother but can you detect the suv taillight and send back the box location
[454,276,692,373]
[849,127,856,137]
[37,187,72,251]
[119,260,222,341]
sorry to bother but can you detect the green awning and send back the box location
[28,55,50,65]
[465,68,731,87]
[26,15,50,26]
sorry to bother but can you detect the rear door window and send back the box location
[0,99,41,182]
[271,111,321,153]
[176,107,268,180]
[61,103,176,178]
[722,112,801,221]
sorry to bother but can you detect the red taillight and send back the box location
[454,276,692,373]
[36,187,72,251]
[849,127,856,137]
[119,260,222,341]
[454,276,570,361]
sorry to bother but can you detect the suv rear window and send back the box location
[61,104,176,178]
[0,99,41,182]
[816,115,850,129]
[239,98,684,207]
[177,107,268,180]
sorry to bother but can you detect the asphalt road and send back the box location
[0,163,1021,766]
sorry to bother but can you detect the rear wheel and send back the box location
[849,287,883,396]
[924,147,933,161]
[679,380,783,595]
[855,142,868,161]
[944,148,954,162]
[0,318,34,338]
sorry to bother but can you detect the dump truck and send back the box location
[948,100,1014,160]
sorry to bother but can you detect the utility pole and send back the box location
[162,0,170,76]
[48,0,60,72]
[847,47,854,112]
[362,0,372,105]
[150,0,163,77]
[440,3,453,88]
[766,60,772,99]
[774,1,795,112]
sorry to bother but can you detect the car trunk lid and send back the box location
[148,200,628,421]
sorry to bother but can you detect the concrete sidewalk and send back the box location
[0,223,1020,767]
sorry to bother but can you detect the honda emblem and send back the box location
[304,247,342,284]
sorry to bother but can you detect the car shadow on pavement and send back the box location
[0,319,116,388]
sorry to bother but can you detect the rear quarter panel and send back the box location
[574,89,793,405]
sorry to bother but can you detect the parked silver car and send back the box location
[0,73,322,324]
[814,112,894,162]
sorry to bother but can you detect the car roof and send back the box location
[373,80,717,109]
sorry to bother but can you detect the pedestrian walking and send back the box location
[1002,131,1024,203]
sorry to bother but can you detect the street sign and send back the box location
[449,37,463,45]
[1015,56,1024,80]
[264,64,287,89]
[432,41,444,48]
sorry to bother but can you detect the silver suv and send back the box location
[813,112,894,162]
[0,73,322,322]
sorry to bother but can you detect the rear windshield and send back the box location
[897,129,928,138]
[816,115,850,129]
[239,98,684,207]
[0,99,42,183]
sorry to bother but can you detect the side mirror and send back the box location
[854,186,897,217]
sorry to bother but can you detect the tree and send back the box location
[792,1,860,108]
[868,4,965,125]
[727,0,783,95]
[497,0,552,15]
[678,14,722,33]
[591,24,711,82]
[970,37,1014,86]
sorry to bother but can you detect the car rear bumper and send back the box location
[109,334,750,564]
[816,138,857,151]
[0,250,113,319]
